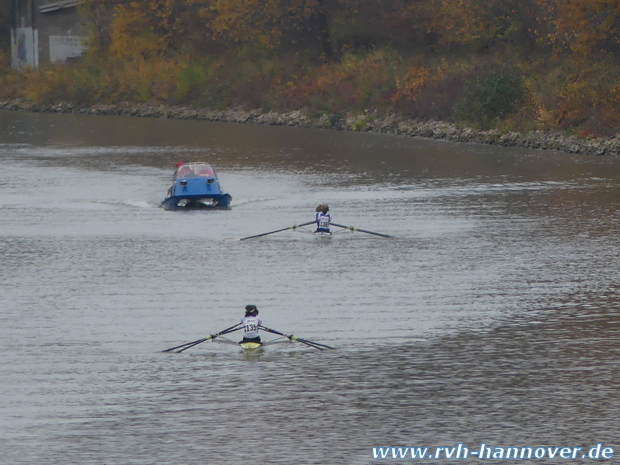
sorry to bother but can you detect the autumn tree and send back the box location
[423,0,541,52]
[325,0,437,53]
[208,0,333,59]
[78,0,217,60]
[537,0,620,57]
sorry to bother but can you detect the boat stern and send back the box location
[239,341,263,351]
[172,176,223,198]
[161,162,232,210]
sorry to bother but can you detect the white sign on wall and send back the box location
[49,36,86,63]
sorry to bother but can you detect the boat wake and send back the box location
[90,199,158,209]
[231,196,278,207]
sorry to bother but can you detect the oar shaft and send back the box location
[259,326,334,350]
[355,228,391,238]
[220,327,242,336]
[216,323,243,336]
[176,338,210,353]
[292,337,325,350]
[330,222,391,238]
[176,330,240,353]
[240,227,292,241]
[295,337,336,350]
[259,326,287,337]
[164,323,242,353]
[240,221,315,241]
[163,337,207,352]
[294,339,325,350]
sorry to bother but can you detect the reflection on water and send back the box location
[1,110,620,464]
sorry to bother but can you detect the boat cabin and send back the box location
[174,162,217,179]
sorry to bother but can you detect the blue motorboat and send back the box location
[160,162,232,210]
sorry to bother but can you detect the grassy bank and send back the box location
[3,46,620,141]
[0,48,620,154]
[4,0,620,151]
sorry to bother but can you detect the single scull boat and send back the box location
[163,323,335,353]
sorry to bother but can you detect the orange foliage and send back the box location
[273,49,399,113]
[107,0,214,59]
[539,0,620,55]
[209,0,315,48]
[420,0,539,49]
[521,56,620,134]
[7,0,620,135]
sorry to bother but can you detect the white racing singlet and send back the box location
[241,316,262,338]
[315,212,332,231]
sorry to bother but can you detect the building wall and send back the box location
[11,0,87,69]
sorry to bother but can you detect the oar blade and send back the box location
[356,228,391,238]
[295,337,336,350]
[174,336,211,353]
[292,337,325,350]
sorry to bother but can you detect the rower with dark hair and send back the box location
[240,305,262,344]
[315,204,332,233]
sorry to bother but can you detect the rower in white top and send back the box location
[240,304,262,344]
[163,305,335,353]
[315,204,332,234]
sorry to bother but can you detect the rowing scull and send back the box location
[163,324,335,353]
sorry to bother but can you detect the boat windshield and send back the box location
[174,163,216,179]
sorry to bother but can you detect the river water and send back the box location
[1,110,619,464]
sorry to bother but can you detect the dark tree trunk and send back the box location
[316,0,332,60]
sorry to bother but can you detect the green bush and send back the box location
[171,63,208,104]
[453,66,524,128]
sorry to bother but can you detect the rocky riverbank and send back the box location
[2,99,620,157]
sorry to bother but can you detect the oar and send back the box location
[175,326,242,353]
[163,337,209,352]
[259,325,335,350]
[260,326,325,350]
[330,222,391,238]
[239,221,316,241]
[163,323,242,353]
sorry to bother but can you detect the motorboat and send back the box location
[160,162,232,210]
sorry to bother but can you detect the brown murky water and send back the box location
[1,110,619,464]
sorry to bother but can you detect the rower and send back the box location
[315,204,332,233]
[240,305,262,344]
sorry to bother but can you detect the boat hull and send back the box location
[239,341,263,351]
[161,193,232,211]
